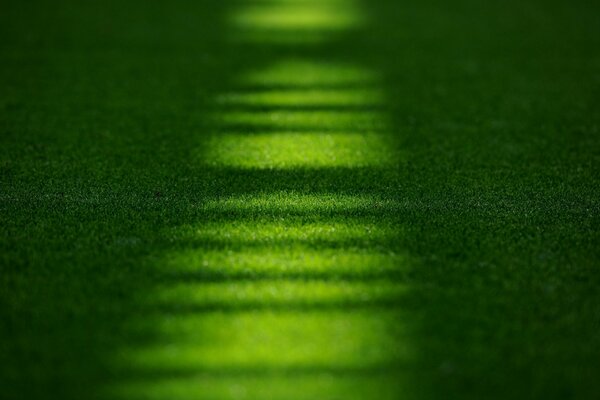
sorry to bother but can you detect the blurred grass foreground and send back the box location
[1,0,599,399]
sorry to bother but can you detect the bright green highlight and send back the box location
[110,374,407,400]
[111,309,409,397]
[161,248,406,279]
[203,132,395,168]
[215,88,383,108]
[116,310,409,370]
[150,280,407,308]
[157,192,406,281]
[232,1,362,32]
[172,220,398,249]
[239,60,377,88]
[201,192,398,214]
[214,110,387,131]
[155,2,400,392]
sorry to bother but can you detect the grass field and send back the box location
[1,0,599,399]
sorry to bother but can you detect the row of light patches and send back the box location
[109,0,410,399]
[206,60,395,168]
[230,0,364,44]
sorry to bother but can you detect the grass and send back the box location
[1,0,599,399]
[202,132,395,168]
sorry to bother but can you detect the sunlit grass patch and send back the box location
[202,132,395,168]
[201,192,398,214]
[214,110,388,131]
[160,248,407,280]
[110,309,411,399]
[109,372,407,400]
[149,280,407,310]
[169,220,399,250]
[215,88,383,108]
[114,310,410,371]
[231,1,362,32]
[239,59,378,88]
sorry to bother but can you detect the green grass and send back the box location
[202,132,395,168]
[1,0,600,399]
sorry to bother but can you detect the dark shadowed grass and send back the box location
[1,0,600,399]
[0,1,235,398]
[364,1,600,398]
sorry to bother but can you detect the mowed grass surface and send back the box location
[1,0,600,399]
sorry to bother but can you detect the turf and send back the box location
[1,0,599,399]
